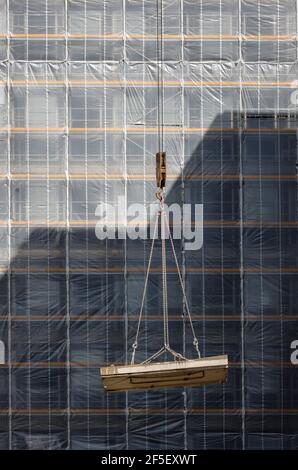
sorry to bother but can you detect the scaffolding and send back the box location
[0,0,297,450]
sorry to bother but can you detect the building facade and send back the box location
[0,0,297,449]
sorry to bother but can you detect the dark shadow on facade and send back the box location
[0,111,298,449]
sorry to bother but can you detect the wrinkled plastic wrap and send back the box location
[0,0,297,450]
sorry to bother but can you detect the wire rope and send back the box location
[130,0,201,364]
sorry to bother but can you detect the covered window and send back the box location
[10,0,65,34]
[127,87,182,127]
[10,273,66,316]
[12,88,65,128]
[69,0,122,35]
[0,84,6,127]
[242,0,296,37]
[12,180,66,222]
[126,0,180,36]
[70,88,123,128]
[11,134,65,167]
[184,0,238,36]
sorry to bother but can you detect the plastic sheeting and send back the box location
[0,0,297,450]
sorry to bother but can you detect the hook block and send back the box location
[156,152,166,189]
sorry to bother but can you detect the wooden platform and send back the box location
[100,355,228,392]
